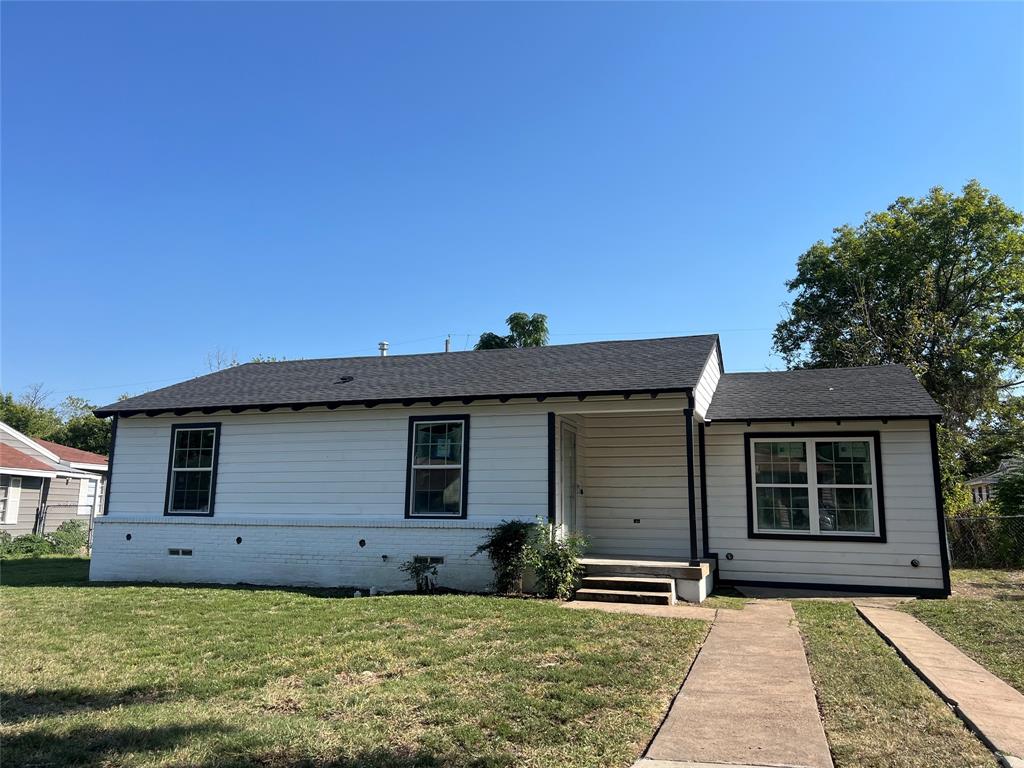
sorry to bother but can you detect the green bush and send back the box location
[475,520,538,594]
[994,467,1024,516]
[48,520,88,554]
[527,524,588,600]
[5,534,55,557]
[0,530,11,556]
[399,559,439,592]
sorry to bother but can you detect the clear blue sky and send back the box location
[2,2,1022,409]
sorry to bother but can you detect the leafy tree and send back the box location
[774,181,1023,428]
[0,391,62,438]
[963,394,1024,478]
[475,313,549,350]
[772,181,1024,509]
[994,467,1024,515]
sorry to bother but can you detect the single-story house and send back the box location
[966,458,1021,504]
[1,421,109,537]
[89,335,950,600]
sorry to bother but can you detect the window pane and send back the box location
[753,441,809,487]
[756,486,810,531]
[816,440,871,486]
[411,467,462,515]
[170,470,212,512]
[413,422,463,466]
[173,430,215,469]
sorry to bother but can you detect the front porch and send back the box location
[550,404,711,601]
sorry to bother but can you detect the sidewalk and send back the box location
[858,605,1024,768]
[636,601,833,768]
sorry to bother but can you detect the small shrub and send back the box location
[400,559,438,592]
[48,520,89,554]
[475,520,538,594]
[527,524,587,600]
[0,530,11,556]
[6,534,55,557]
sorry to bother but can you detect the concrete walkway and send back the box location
[858,605,1024,768]
[560,599,717,622]
[637,601,833,768]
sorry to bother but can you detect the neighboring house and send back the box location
[0,422,109,537]
[966,458,1022,505]
[89,335,950,600]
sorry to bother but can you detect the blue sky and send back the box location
[2,2,1022,409]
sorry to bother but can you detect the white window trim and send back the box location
[750,436,881,538]
[1,477,23,525]
[408,418,467,518]
[77,477,99,516]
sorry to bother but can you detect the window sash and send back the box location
[165,425,219,516]
[408,419,466,517]
[751,437,880,537]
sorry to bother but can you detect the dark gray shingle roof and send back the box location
[96,335,721,416]
[705,365,941,421]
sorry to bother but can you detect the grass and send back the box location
[899,569,1023,694]
[0,558,708,768]
[794,601,996,768]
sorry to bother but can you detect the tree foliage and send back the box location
[773,181,1024,509]
[475,313,549,350]
[773,181,1024,433]
[0,390,111,455]
[994,467,1024,515]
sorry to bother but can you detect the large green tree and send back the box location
[773,181,1024,510]
[475,313,549,350]
[1,390,112,455]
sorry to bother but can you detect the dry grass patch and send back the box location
[794,601,996,768]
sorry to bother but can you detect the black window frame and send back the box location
[744,430,887,543]
[404,414,470,520]
[163,422,221,517]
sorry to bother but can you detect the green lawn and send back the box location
[794,601,996,768]
[0,558,708,768]
[899,569,1024,694]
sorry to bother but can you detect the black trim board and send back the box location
[403,414,470,520]
[709,414,938,425]
[101,414,118,518]
[698,422,714,560]
[928,419,952,596]
[96,387,693,418]
[684,399,698,561]
[547,412,556,525]
[715,577,947,600]
[743,430,887,543]
[163,422,222,517]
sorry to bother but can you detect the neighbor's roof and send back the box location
[705,365,942,422]
[0,444,56,473]
[33,438,108,467]
[967,458,1022,486]
[95,335,722,417]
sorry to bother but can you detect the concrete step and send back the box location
[582,559,711,581]
[573,588,675,606]
[580,575,675,593]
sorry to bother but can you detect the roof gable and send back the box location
[1,443,56,473]
[34,438,108,467]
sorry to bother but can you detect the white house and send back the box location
[89,335,950,601]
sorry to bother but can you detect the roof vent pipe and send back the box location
[378,341,389,357]
[444,335,451,353]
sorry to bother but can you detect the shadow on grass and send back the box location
[1,685,178,725]
[6,723,506,768]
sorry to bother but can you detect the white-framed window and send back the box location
[165,424,220,516]
[77,478,98,515]
[748,434,884,540]
[1,476,23,525]
[406,416,469,518]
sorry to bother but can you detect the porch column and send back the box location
[684,396,699,562]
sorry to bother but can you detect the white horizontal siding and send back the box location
[109,405,549,521]
[581,412,690,558]
[692,344,721,420]
[705,419,944,591]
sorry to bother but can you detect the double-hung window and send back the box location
[406,416,469,518]
[165,424,220,516]
[747,433,885,541]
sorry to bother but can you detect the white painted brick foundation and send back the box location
[89,516,503,592]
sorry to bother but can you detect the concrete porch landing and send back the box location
[576,557,716,604]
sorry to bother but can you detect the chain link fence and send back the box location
[38,503,97,552]
[945,515,1024,568]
